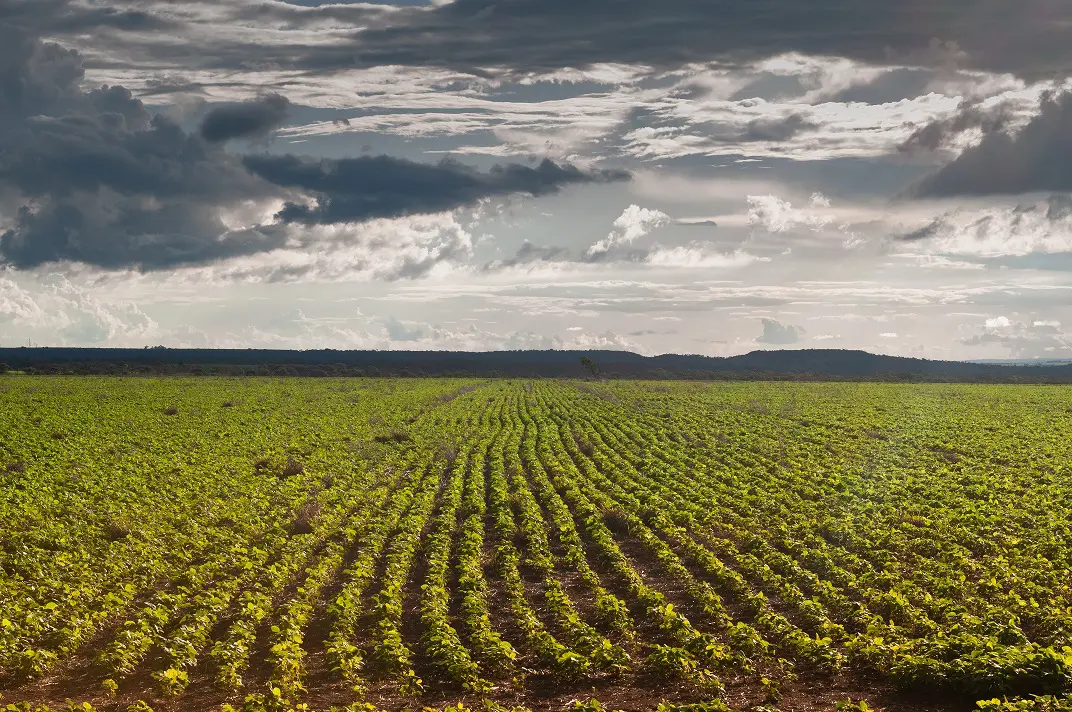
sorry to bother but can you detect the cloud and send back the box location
[36,3,1043,168]
[908,91,1072,197]
[985,315,1012,329]
[0,19,278,271]
[23,0,1072,86]
[740,113,818,142]
[826,67,939,105]
[146,313,630,354]
[0,23,625,272]
[0,277,47,325]
[483,241,570,271]
[0,274,156,345]
[756,317,804,345]
[959,316,1072,357]
[618,89,965,162]
[163,211,476,284]
[199,93,291,143]
[277,0,1072,80]
[226,57,979,166]
[898,99,1014,154]
[385,317,425,342]
[373,318,638,352]
[893,195,1072,256]
[586,204,670,257]
[7,0,178,35]
[644,246,767,268]
[244,155,630,225]
[484,240,765,272]
[747,194,835,233]
[895,254,986,270]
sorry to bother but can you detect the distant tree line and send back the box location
[3,347,1072,383]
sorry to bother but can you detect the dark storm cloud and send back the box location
[1,0,177,33]
[48,6,177,32]
[0,4,623,272]
[0,107,289,270]
[0,107,284,269]
[906,91,1072,197]
[24,0,1072,82]
[282,0,1072,80]
[0,7,284,271]
[200,94,292,143]
[243,155,630,225]
[224,0,392,25]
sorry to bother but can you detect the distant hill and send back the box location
[967,358,1072,366]
[3,346,1072,382]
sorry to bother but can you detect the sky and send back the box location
[4,0,1072,359]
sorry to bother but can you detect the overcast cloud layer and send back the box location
[4,0,1072,360]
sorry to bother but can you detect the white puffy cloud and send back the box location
[586,204,671,257]
[0,274,157,346]
[0,278,47,325]
[985,316,1012,329]
[747,194,836,233]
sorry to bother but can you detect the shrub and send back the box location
[281,457,305,478]
[290,499,321,535]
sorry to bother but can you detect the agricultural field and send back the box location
[2,378,1072,712]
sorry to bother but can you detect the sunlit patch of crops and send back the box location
[2,377,1072,712]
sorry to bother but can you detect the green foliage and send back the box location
[654,702,731,712]
[977,696,1072,712]
[4,379,1072,711]
[835,701,873,712]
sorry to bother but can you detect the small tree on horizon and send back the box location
[580,355,601,379]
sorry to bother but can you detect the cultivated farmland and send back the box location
[1,378,1072,712]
